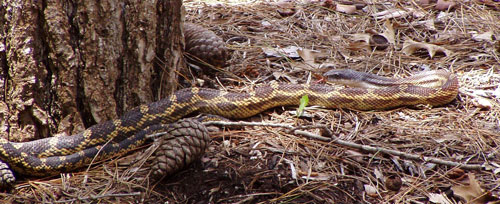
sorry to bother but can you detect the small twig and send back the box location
[293,130,485,171]
[203,120,330,133]
[52,192,141,203]
[146,132,171,139]
[203,120,296,129]
[203,120,485,171]
[474,84,498,89]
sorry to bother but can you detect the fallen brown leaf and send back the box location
[473,31,495,42]
[262,45,300,58]
[447,168,466,180]
[435,0,456,11]
[295,48,326,70]
[336,4,357,14]
[428,193,453,204]
[402,38,452,58]
[364,184,378,197]
[372,8,414,20]
[451,173,499,204]
[382,20,395,45]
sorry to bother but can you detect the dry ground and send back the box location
[2,0,500,203]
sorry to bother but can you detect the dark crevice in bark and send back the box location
[38,0,59,137]
[66,1,79,44]
[0,2,9,137]
[0,51,7,102]
[0,4,7,81]
[0,36,7,103]
[70,3,95,129]
[65,1,85,128]
[115,2,128,116]
[152,1,169,100]
[76,66,95,128]
[38,0,51,103]
[0,3,11,139]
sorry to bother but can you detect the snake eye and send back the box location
[324,70,342,79]
[330,73,340,79]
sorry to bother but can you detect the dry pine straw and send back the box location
[3,0,500,203]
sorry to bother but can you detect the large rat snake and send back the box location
[0,68,459,187]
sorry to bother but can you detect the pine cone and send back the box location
[184,23,228,68]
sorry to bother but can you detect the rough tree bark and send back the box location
[0,0,185,141]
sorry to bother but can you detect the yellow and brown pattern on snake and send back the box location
[0,69,458,184]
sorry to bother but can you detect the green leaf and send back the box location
[297,95,309,117]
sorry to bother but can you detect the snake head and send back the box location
[323,69,368,87]
[323,69,368,80]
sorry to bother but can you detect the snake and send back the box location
[0,67,459,188]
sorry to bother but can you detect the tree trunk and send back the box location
[0,0,185,141]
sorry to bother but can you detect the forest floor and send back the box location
[4,0,500,203]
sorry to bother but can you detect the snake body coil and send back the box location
[0,69,458,187]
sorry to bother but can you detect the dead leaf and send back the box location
[467,89,497,109]
[275,0,293,7]
[424,19,437,30]
[348,22,393,51]
[402,39,452,58]
[382,20,396,45]
[472,97,494,110]
[351,33,371,43]
[428,193,453,204]
[435,0,456,11]
[277,7,296,17]
[261,20,272,27]
[262,46,300,58]
[364,184,378,197]
[275,0,296,17]
[297,49,319,65]
[336,4,357,14]
[374,168,384,180]
[296,49,326,69]
[452,174,483,201]
[473,31,495,42]
[348,33,371,51]
[451,173,498,204]
[372,8,413,20]
[447,168,466,180]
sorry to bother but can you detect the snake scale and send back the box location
[0,24,459,188]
